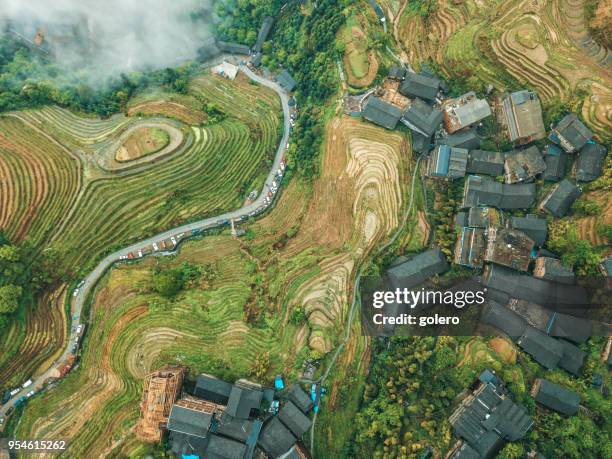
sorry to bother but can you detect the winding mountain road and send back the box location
[0,64,291,418]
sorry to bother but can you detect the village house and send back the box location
[468,206,498,228]
[540,179,582,217]
[509,215,547,246]
[549,113,593,153]
[462,175,536,209]
[484,228,535,272]
[504,145,546,184]
[426,144,468,180]
[532,379,580,416]
[401,97,443,137]
[399,72,440,101]
[542,144,567,182]
[454,227,486,268]
[388,64,406,80]
[533,257,575,284]
[501,90,546,144]
[448,371,533,459]
[216,40,251,55]
[576,142,607,181]
[277,70,297,92]
[253,16,274,53]
[362,96,403,130]
[443,91,491,133]
[386,249,450,290]
[441,129,481,150]
[466,150,505,176]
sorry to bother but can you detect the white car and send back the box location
[138,250,143,257]
[77,281,85,288]
[73,289,79,297]
[171,237,177,245]
[76,325,83,334]
[25,390,35,398]
[152,243,159,251]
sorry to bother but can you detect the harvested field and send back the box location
[488,337,517,364]
[340,12,380,88]
[115,127,170,162]
[127,97,205,125]
[574,191,612,246]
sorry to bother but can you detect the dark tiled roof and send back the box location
[401,98,443,136]
[167,405,213,438]
[543,150,566,181]
[362,96,403,130]
[251,52,262,67]
[504,146,546,183]
[399,72,440,101]
[278,401,312,438]
[386,249,449,290]
[226,387,263,419]
[481,301,528,340]
[277,70,297,92]
[455,211,468,228]
[216,41,251,55]
[466,150,504,176]
[557,339,586,375]
[576,142,606,182]
[534,257,575,284]
[205,434,247,459]
[548,313,592,344]
[258,417,296,458]
[449,442,481,459]
[485,228,535,272]
[195,375,233,405]
[467,207,493,228]
[170,432,207,458]
[462,175,536,209]
[541,179,581,217]
[283,384,313,413]
[441,130,481,150]
[388,64,406,80]
[412,131,432,154]
[549,113,592,152]
[483,265,589,310]
[253,16,274,53]
[216,418,256,443]
[517,327,564,369]
[509,215,547,246]
[534,379,580,415]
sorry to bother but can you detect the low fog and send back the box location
[0,0,215,83]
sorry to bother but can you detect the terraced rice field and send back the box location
[0,73,281,389]
[15,116,419,457]
[395,0,611,141]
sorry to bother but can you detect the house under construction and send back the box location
[136,367,185,442]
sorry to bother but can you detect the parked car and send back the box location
[171,237,177,245]
[73,289,79,297]
[138,250,143,258]
[25,390,35,398]
[152,243,159,251]
[22,379,32,389]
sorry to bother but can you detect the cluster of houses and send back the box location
[136,368,312,459]
[369,68,609,458]
[447,369,581,458]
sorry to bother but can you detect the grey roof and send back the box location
[399,72,440,101]
[278,401,312,437]
[253,16,274,53]
[576,142,606,181]
[534,257,575,284]
[401,98,443,136]
[195,375,233,405]
[167,405,213,438]
[386,249,449,290]
[534,379,580,415]
[543,150,566,182]
[441,130,481,150]
[362,96,403,130]
[170,431,208,457]
[388,64,406,80]
[412,131,432,154]
[427,145,468,179]
[206,434,247,459]
[277,70,297,92]
[549,113,593,152]
[502,90,546,142]
[481,301,528,340]
[216,418,256,442]
[251,52,263,67]
[467,207,492,228]
[258,417,296,458]
[484,265,589,310]
[557,339,586,375]
[541,179,581,217]
[509,215,547,246]
[603,257,612,276]
[517,327,564,369]
[450,383,532,457]
[504,146,546,183]
[548,313,593,344]
[226,386,263,419]
[462,175,536,209]
[449,442,481,459]
[453,97,492,128]
[216,41,251,55]
[484,228,535,272]
[466,150,504,176]
[455,211,468,228]
[283,384,313,413]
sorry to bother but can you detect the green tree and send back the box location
[0,284,23,314]
[153,270,184,297]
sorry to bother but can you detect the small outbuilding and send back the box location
[540,179,581,217]
[576,142,606,182]
[532,379,580,415]
[277,70,297,92]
